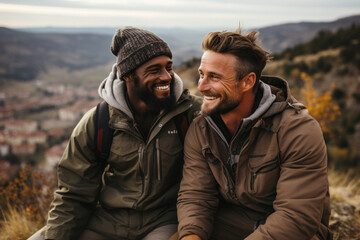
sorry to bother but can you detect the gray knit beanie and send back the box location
[111,26,172,79]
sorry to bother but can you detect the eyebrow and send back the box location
[144,61,173,71]
[199,69,222,77]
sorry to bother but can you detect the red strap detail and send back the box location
[97,129,103,152]
[180,115,189,138]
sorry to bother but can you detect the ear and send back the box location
[123,74,133,83]
[242,72,256,92]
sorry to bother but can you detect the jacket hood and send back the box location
[98,64,184,120]
[260,75,303,118]
[204,80,275,147]
[245,80,276,122]
[204,76,297,148]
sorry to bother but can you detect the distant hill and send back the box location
[0,27,205,83]
[1,14,360,83]
[18,14,360,54]
[0,27,113,82]
[259,15,360,53]
[17,27,206,67]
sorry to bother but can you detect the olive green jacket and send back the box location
[45,74,202,239]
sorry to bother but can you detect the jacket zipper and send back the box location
[138,144,145,194]
[225,169,237,200]
[205,147,236,200]
[222,156,237,200]
[156,138,161,181]
[138,144,144,164]
[205,117,238,200]
[114,99,192,208]
[250,172,257,191]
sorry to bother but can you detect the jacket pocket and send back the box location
[154,138,183,182]
[203,148,237,201]
[248,155,280,198]
[106,134,144,188]
[109,135,142,171]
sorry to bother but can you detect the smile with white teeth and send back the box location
[204,96,218,100]
[156,85,169,90]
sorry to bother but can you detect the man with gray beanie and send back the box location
[27,27,202,240]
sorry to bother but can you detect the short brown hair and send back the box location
[202,27,270,91]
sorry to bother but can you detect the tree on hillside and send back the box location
[274,24,360,63]
[300,72,340,133]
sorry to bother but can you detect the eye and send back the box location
[209,74,220,81]
[166,64,173,72]
[148,68,159,74]
[199,72,204,79]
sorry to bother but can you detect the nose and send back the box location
[159,68,172,81]
[197,77,209,93]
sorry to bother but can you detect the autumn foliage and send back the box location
[300,72,341,133]
[0,166,56,239]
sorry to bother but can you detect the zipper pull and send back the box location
[138,144,143,159]
[251,172,257,191]
[138,144,145,173]
[156,138,161,181]
[230,186,237,200]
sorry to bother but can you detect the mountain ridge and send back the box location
[1,14,359,83]
[259,14,360,52]
[16,14,360,53]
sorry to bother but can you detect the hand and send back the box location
[182,235,201,240]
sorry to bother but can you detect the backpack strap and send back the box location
[95,101,190,161]
[174,112,190,144]
[95,101,114,163]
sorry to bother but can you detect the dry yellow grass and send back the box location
[0,166,56,239]
[0,205,43,240]
[328,168,360,240]
[329,168,360,208]
[1,167,360,239]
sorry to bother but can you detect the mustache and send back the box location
[152,80,171,86]
[201,90,220,97]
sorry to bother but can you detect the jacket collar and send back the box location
[261,75,304,118]
[204,76,301,145]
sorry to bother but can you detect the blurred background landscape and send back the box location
[0,0,360,239]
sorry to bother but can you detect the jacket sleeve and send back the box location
[247,109,329,240]
[45,107,105,240]
[177,120,219,240]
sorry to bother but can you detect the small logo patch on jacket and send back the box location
[168,129,178,134]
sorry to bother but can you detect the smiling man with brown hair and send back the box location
[177,27,331,240]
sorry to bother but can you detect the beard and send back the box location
[201,92,240,116]
[133,73,176,111]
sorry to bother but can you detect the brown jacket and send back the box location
[177,76,331,240]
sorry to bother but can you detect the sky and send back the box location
[1,0,360,30]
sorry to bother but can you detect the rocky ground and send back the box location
[330,202,360,239]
